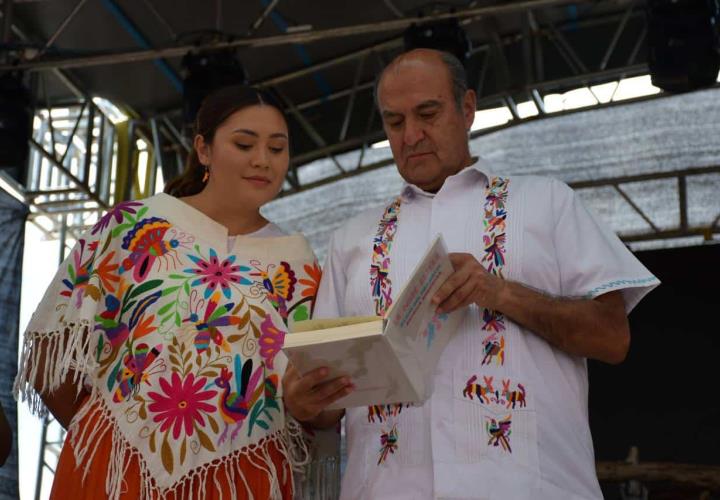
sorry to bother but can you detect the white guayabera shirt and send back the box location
[314,159,659,500]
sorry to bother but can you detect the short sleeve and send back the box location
[314,230,347,319]
[551,179,660,312]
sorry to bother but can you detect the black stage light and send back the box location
[0,72,31,184]
[403,18,472,63]
[648,0,720,92]
[403,19,477,90]
[181,48,247,127]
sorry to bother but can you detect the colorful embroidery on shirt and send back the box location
[462,375,497,405]
[462,375,528,409]
[481,177,509,334]
[583,276,658,298]
[368,403,407,423]
[368,197,407,463]
[377,424,399,465]
[424,312,449,349]
[481,332,505,366]
[501,379,526,409]
[370,197,402,317]
[486,414,512,453]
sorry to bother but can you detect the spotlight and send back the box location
[403,19,476,89]
[403,18,472,62]
[181,48,247,127]
[647,0,720,92]
[0,73,31,184]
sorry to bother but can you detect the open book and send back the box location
[283,235,465,409]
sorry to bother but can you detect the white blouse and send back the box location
[314,159,659,500]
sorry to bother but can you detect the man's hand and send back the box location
[432,253,504,314]
[282,364,352,428]
[431,253,630,363]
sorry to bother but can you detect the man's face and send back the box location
[377,51,476,192]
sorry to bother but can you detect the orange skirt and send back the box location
[51,401,293,499]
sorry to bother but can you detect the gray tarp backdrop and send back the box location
[264,87,720,261]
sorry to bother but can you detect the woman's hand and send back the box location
[282,364,352,429]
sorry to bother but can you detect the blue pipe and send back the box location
[260,0,333,100]
[100,0,183,93]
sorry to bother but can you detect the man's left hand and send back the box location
[432,253,504,314]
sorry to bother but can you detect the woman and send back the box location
[14,85,323,499]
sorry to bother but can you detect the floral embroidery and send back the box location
[377,424,399,465]
[486,414,512,453]
[298,262,322,318]
[258,314,284,369]
[18,195,322,487]
[92,200,144,235]
[147,372,217,440]
[370,197,401,317]
[61,238,99,309]
[187,249,246,299]
[95,277,163,377]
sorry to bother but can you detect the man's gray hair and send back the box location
[374,50,468,110]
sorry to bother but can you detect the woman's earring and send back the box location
[202,165,209,183]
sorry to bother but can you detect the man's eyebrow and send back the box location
[381,110,403,120]
[416,100,442,111]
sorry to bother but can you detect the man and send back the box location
[283,48,659,499]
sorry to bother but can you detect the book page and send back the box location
[290,315,378,334]
[284,334,419,409]
[384,235,459,398]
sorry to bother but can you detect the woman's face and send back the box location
[196,104,289,209]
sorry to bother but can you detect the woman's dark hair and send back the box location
[164,85,287,197]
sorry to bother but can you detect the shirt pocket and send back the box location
[360,403,429,465]
[451,367,540,475]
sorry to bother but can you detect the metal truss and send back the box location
[2,0,657,189]
[278,4,655,171]
[0,0,599,71]
[0,3,717,498]
[573,166,720,246]
[25,89,187,240]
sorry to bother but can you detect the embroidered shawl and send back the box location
[14,193,321,499]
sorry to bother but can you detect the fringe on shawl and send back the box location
[13,321,96,416]
[55,390,314,500]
